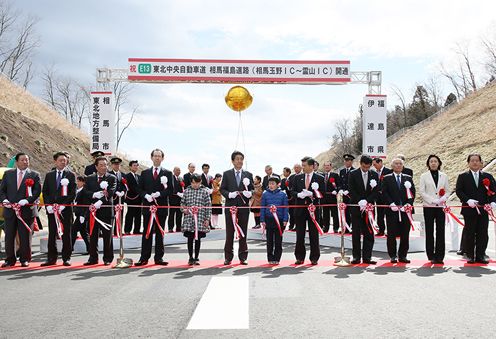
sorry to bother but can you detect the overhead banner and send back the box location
[362,94,387,158]
[128,58,351,84]
[90,91,115,155]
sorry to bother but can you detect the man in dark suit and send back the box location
[168,166,184,232]
[135,149,173,266]
[397,154,414,178]
[83,157,117,266]
[220,150,254,265]
[280,167,292,197]
[109,157,127,235]
[339,154,355,231]
[372,158,392,236]
[382,158,416,263]
[322,161,341,233]
[183,163,196,188]
[41,152,77,266]
[0,153,41,267]
[348,155,380,264]
[72,175,90,253]
[287,164,303,230]
[262,165,281,191]
[201,163,213,189]
[291,156,325,265]
[456,153,496,264]
[124,160,142,234]
[84,151,104,176]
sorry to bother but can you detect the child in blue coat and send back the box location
[260,177,289,265]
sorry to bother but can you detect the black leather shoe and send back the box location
[224,260,232,265]
[476,258,489,264]
[294,260,304,265]
[310,261,318,265]
[456,250,465,256]
[399,258,411,264]
[155,260,169,266]
[1,262,15,268]
[194,259,200,266]
[351,259,361,265]
[103,261,111,266]
[376,232,385,236]
[188,258,195,265]
[21,261,29,267]
[363,259,377,265]
[83,261,98,266]
[135,260,148,266]
[240,260,248,265]
[433,260,444,265]
[40,261,57,267]
[467,258,476,264]
[63,260,71,267]
[390,257,398,263]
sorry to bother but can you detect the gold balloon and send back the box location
[225,86,253,112]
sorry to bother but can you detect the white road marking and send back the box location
[187,276,249,330]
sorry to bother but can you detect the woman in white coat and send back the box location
[419,155,450,264]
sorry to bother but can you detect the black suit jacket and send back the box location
[220,169,254,207]
[375,166,392,203]
[169,175,185,206]
[83,173,117,220]
[84,164,97,176]
[381,173,416,212]
[262,174,281,191]
[74,187,91,217]
[323,171,342,194]
[201,173,213,188]
[339,167,355,191]
[139,167,173,216]
[348,169,380,205]
[402,167,414,178]
[0,168,41,220]
[42,169,77,215]
[290,172,325,216]
[125,172,141,202]
[456,171,496,217]
[183,172,194,188]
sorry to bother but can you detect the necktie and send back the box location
[396,174,401,189]
[98,176,102,183]
[474,172,479,187]
[363,172,368,188]
[236,171,241,186]
[17,171,23,190]
[305,174,310,190]
[134,173,138,184]
[56,171,62,189]
[153,168,158,180]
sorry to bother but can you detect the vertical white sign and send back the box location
[362,94,387,158]
[90,91,115,155]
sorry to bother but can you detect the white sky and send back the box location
[16,0,496,176]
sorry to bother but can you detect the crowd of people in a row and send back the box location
[0,148,495,268]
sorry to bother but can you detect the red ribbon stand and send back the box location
[114,204,123,237]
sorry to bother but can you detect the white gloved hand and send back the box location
[439,195,448,203]
[116,191,125,197]
[18,199,28,206]
[93,200,103,209]
[297,191,307,199]
[242,191,252,198]
[59,205,65,211]
[79,216,85,223]
[491,202,496,209]
[338,190,344,195]
[100,181,108,190]
[432,198,441,205]
[151,192,160,198]
[92,191,104,199]
[177,192,184,198]
[343,190,349,196]
[390,203,399,212]
[2,199,11,208]
[228,192,238,199]
[467,199,478,208]
[145,194,153,203]
[331,190,337,195]
[358,199,367,211]
[46,206,54,214]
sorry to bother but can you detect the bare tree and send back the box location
[455,43,477,92]
[390,84,408,127]
[439,62,462,100]
[425,76,443,111]
[481,34,496,78]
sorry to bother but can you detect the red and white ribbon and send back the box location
[269,205,283,237]
[402,205,416,231]
[484,204,496,223]
[146,205,165,239]
[311,182,323,199]
[12,203,32,233]
[365,203,379,234]
[338,202,352,232]
[191,206,199,240]
[89,204,112,236]
[114,204,123,237]
[443,204,465,232]
[307,204,324,235]
[25,178,34,197]
[52,204,65,239]
[230,206,245,240]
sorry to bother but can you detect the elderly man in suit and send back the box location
[1,153,42,267]
[220,151,254,265]
[348,155,380,264]
[291,156,325,265]
[456,153,496,264]
[135,149,173,266]
[41,152,77,266]
[372,158,392,236]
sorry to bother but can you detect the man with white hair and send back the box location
[183,163,196,188]
[262,165,281,191]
